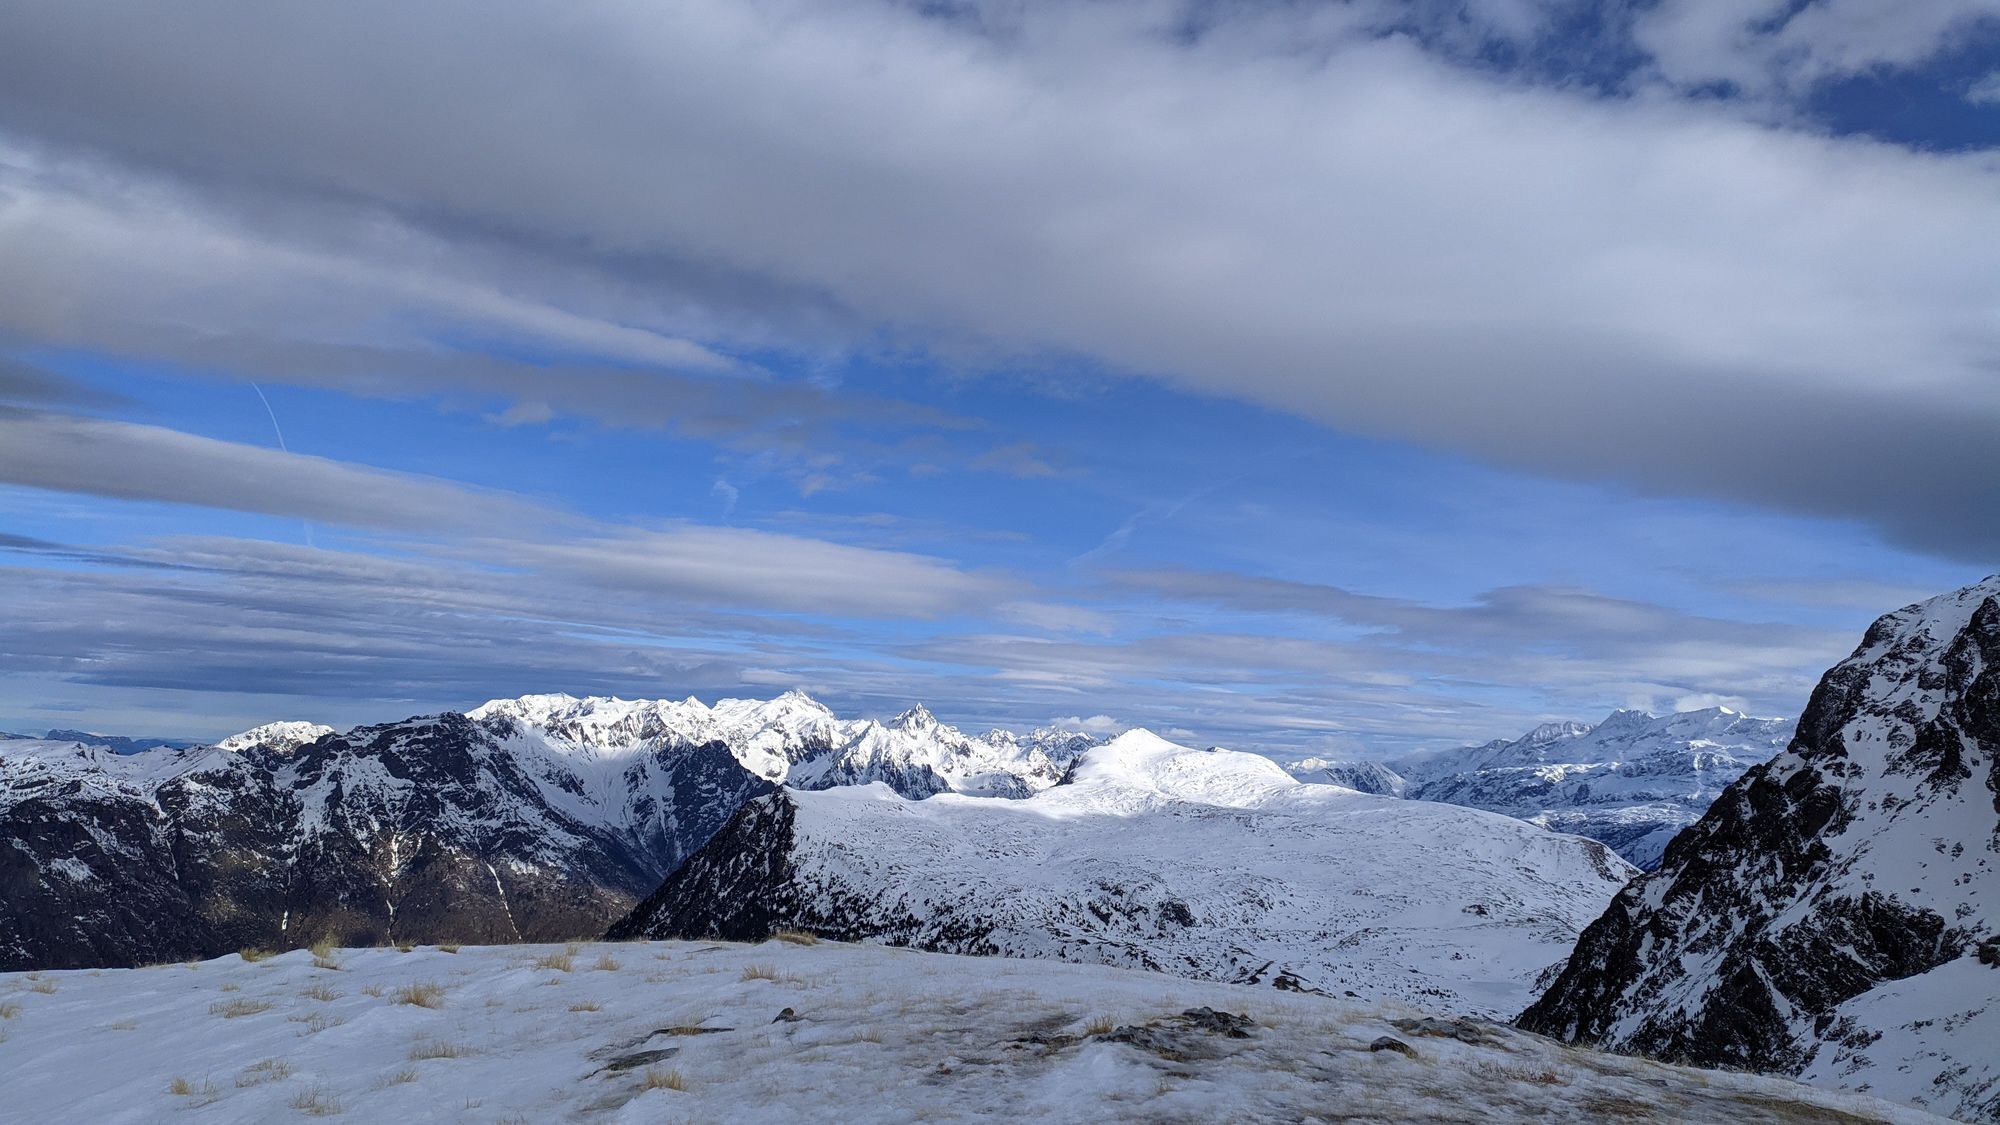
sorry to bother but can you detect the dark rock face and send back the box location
[605,793,973,949]
[0,715,772,970]
[1518,577,2000,1120]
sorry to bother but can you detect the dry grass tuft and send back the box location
[394,941,415,953]
[568,1000,601,1012]
[392,982,445,1008]
[640,1067,688,1092]
[300,983,340,1002]
[361,985,383,997]
[0,1001,19,1020]
[168,1076,218,1099]
[534,951,575,972]
[290,1010,345,1034]
[564,942,584,956]
[372,1068,419,1089]
[308,937,342,971]
[25,978,56,995]
[289,1085,342,1116]
[408,1038,471,1061]
[592,955,621,972]
[236,1058,292,1087]
[1577,1094,1656,1120]
[739,963,778,982]
[219,982,241,992]
[238,947,275,962]
[210,998,275,1018]
[771,929,819,946]
[437,943,461,954]
[1083,1015,1117,1036]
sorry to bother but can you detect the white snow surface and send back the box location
[0,940,1949,1125]
[214,721,334,754]
[759,731,1637,1019]
[1801,955,2000,1120]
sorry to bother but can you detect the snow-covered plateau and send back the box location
[613,730,1634,1020]
[0,939,1950,1125]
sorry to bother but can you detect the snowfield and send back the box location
[614,731,1636,1020]
[0,940,1951,1124]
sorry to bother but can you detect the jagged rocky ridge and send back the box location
[610,730,1637,1019]
[1290,707,1796,868]
[0,693,1098,971]
[1518,576,2000,1122]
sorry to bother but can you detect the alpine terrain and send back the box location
[0,693,1097,971]
[1291,707,1797,868]
[1519,575,2000,1122]
[611,730,1636,1019]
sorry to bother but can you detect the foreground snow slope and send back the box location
[614,731,1636,1019]
[0,941,1947,1125]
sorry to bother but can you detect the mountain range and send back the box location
[7,575,1999,1118]
[0,693,1102,970]
[1289,707,1797,868]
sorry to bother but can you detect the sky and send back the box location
[0,0,1995,757]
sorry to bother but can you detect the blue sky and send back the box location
[0,0,1995,756]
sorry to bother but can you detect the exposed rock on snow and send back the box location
[1519,576,2000,1123]
[611,730,1637,1019]
[0,714,774,969]
[0,940,1949,1124]
[0,692,1098,970]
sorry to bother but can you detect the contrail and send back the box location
[250,381,315,548]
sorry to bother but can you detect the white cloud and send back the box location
[0,409,557,531]
[1636,0,2000,95]
[2,1,1997,554]
[502,526,1013,618]
[1049,714,1127,736]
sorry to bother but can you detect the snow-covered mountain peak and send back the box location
[1521,575,2000,1121]
[466,691,586,725]
[213,720,333,754]
[1057,730,1297,813]
[1522,719,1596,745]
[888,703,939,731]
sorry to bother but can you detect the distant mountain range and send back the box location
[1286,707,1797,868]
[1,729,198,755]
